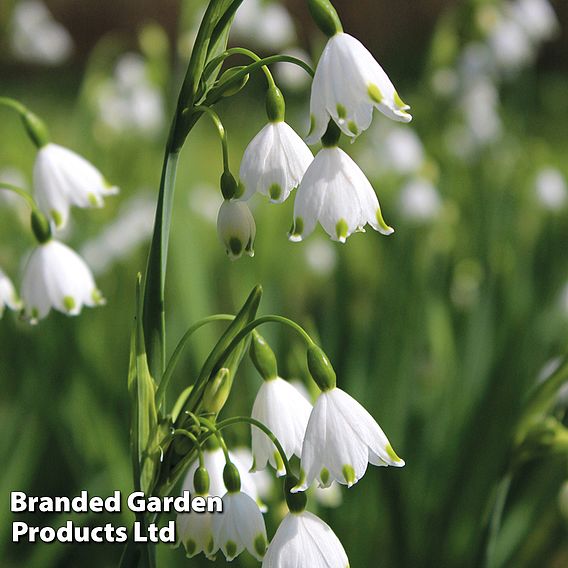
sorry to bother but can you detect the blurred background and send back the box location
[1,0,568,566]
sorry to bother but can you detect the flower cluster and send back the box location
[0,105,117,323]
[215,0,412,259]
[176,329,404,566]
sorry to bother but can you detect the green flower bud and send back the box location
[266,85,286,123]
[31,210,52,244]
[220,170,239,200]
[307,0,343,38]
[202,368,233,414]
[307,344,336,391]
[193,466,210,496]
[320,120,341,148]
[218,66,250,97]
[223,462,241,493]
[21,110,49,148]
[284,475,307,513]
[250,331,278,381]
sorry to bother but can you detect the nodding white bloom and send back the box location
[307,32,411,144]
[239,122,313,204]
[510,0,559,43]
[293,387,404,492]
[290,146,393,243]
[212,491,268,561]
[262,510,348,568]
[399,178,442,222]
[251,377,313,476]
[177,502,216,559]
[216,200,256,260]
[0,269,22,317]
[34,143,118,229]
[184,447,266,510]
[20,240,104,322]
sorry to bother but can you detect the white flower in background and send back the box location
[307,32,411,143]
[96,53,165,136]
[212,491,267,561]
[232,0,296,51]
[239,122,313,203]
[0,167,28,217]
[293,387,404,492]
[81,196,155,275]
[430,67,459,98]
[251,377,313,476]
[231,447,273,501]
[304,237,337,276]
[399,178,442,222]
[460,77,502,145]
[535,167,567,211]
[188,183,223,224]
[290,147,393,243]
[383,127,425,175]
[510,0,558,43]
[488,16,534,73]
[34,143,118,230]
[21,240,104,322]
[0,269,22,317]
[275,48,313,92]
[10,0,73,65]
[262,510,348,568]
[184,447,266,510]
[216,199,256,260]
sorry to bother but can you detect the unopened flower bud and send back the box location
[250,331,278,380]
[216,200,256,261]
[307,344,336,391]
[193,466,210,496]
[265,85,286,123]
[223,462,241,493]
[21,110,49,148]
[202,368,233,414]
[307,0,343,37]
[218,66,250,98]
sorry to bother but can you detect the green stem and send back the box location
[0,182,37,211]
[197,416,231,462]
[156,314,235,408]
[193,106,231,172]
[216,415,292,476]
[485,473,512,568]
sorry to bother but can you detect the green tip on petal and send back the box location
[92,289,106,305]
[206,536,215,554]
[87,192,100,207]
[394,91,409,110]
[228,237,243,257]
[50,209,63,228]
[308,114,316,137]
[368,83,383,104]
[254,534,267,557]
[185,539,196,556]
[320,467,330,486]
[347,121,359,136]
[386,443,404,464]
[289,217,304,241]
[63,296,76,312]
[342,464,356,487]
[335,218,349,243]
[274,450,285,473]
[226,540,237,558]
[268,183,282,201]
[376,208,394,235]
[336,103,347,120]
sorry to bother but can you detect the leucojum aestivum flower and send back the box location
[1,0,415,565]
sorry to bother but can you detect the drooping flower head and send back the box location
[290,122,393,243]
[33,143,118,230]
[20,239,104,322]
[307,31,411,144]
[262,510,349,568]
[216,199,256,260]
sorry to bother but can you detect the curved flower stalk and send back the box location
[34,143,119,230]
[294,386,405,491]
[21,240,105,322]
[262,510,349,568]
[216,199,256,260]
[307,32,411,143]
[251,377,313,476]
[239,120,313,203]
[290,124,393,243]
[0,269,22,317]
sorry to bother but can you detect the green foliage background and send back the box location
[1,1,567,566]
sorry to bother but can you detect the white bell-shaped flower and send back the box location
[212,491,268,561]
[262,510,348,568]
[239,121,313,204]
[290,146,393,243]
[184,447,266,510]
[216,199,256,260]
[20,240,104,322]
[251,377,313,476]
[33,143,118,229]
[0,269,22,317]
[293,387,404,492]
[176,501,216,559]
[307,32,411,144]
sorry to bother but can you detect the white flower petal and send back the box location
[0,269,22,316]
[216,200,256,260]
